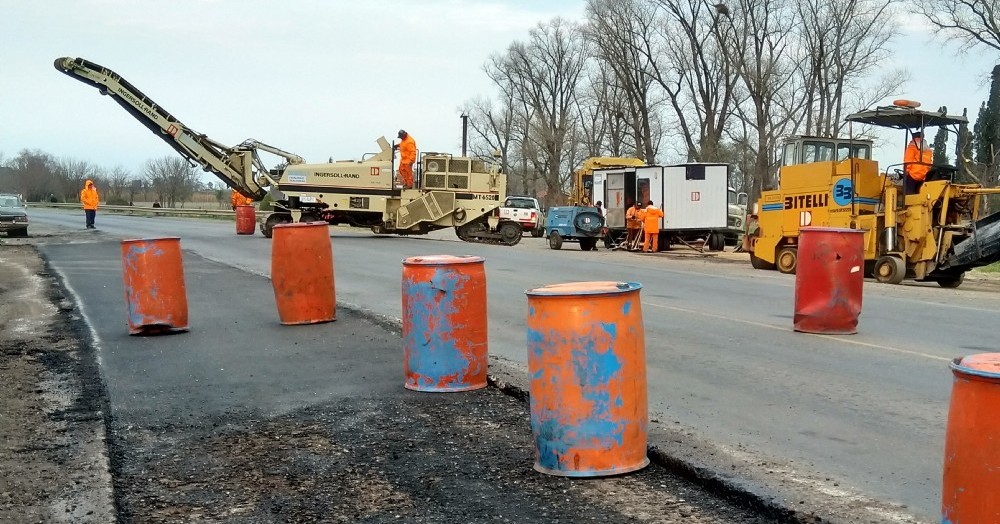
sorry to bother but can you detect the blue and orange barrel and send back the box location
[402,255,487,392]
[235,205,256,235]
[120,237,189,335]
[794,227,865,334]
[270,222,335,325]
[942,353,1000,523]
[525,281,648,477]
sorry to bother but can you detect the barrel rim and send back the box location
[121,237,181,244]
[951,354,1000,380]
[402,254,485,266]
[272,221,329,229]
[525,281,642,296]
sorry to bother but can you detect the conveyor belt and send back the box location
[939,211,1000,272]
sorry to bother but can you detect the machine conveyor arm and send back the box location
[53,57,300,200]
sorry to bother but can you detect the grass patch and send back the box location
[976,261,1000,273]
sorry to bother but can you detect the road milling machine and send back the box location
[744,100,1000,288]
[54,57,521,245]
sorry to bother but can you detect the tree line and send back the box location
[462,0,1000,206]
[0,149,219,207]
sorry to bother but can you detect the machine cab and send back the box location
[780,136,873,167]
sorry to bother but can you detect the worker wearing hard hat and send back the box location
[903,131,932,195]
[642,201,664,253]
[625,201,643,250]
[231,189,253,210]
[395,130,417,189]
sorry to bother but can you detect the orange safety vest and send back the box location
[80,180,99,210]
[904,139,932,182]
[399,134,416,165]
[643,206,664,233]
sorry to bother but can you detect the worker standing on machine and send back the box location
[903,130,932,195]
[395,130,417,189]
[642,201,664,253]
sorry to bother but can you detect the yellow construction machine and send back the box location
[573,157,646,205]
[54,57,520,245]
[744,101,1000,287]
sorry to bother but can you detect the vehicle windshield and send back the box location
[505,198,537,209]
[727,189,736,205]
[0,196,22,208]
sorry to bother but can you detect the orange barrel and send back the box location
[793,227,865,334]
[235,205,256,235]
[402,255,488,392]
[525,281,648,477]
[270,222,335,325]
[120,237,189,335]
[942,353,1000,523]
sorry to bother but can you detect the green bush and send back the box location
[106,196,131,206]
[259,193,274,211]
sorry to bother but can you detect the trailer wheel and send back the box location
[531,227,543,238]
[708,232,726,252]
[548,231,563,250]
[873,255,905,284]
[936,272,964,289]
[776,246,798,274]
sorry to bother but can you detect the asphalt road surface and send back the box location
[29,207,1000,522]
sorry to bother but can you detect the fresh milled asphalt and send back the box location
[32,207,1000,522]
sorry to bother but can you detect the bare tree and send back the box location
[918,0,1000,53]
[107,166,131,203]
[585,0,662,162]
[797,0,903,137]
[59,159,102,203]
[490,18,589,205]
[144,156,198,207]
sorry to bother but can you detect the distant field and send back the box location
[978,261,1000,273]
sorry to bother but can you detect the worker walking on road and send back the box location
[231,189,253,210]
[903,131,932,195]
[395,129,417,189]
[642,201,664,253]
[80,179,99,229]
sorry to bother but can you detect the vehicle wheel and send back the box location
[776,246,798,274]
[873,255,905,284]
[531,227,543,238]
[708,232,725,252]
[749,253,775,270]
[7,228,28,238]
[499,222,522,246]
[262,213,291,239]
[580,237,597,251]
[937,272,964,288]
[548,231,563,250]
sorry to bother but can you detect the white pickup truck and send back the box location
[498,195,544,238]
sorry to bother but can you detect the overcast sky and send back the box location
[1,1,996,179]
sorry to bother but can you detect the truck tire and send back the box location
[531,227,543,238]
[708,232,725,252]
[548,231,563,250]
[580,237,597,251]
[776,246,797,274]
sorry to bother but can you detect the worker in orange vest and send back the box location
[642,201,664,253]
[625,201,643,250]
[231,189,253,210]
[80,179,99,229]
[395,129,417,189]
[903,131,932,195]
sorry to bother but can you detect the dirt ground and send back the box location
[0,241,114,523]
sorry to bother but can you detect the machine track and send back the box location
[456,219,522,246]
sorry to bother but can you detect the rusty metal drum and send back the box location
[120,237,189,335]
[525,281,648,477]
[793,227,865,334]
[942,353,1000,523]
[270,222,335,325]
[402,255,487,392]
[235,205,256,235]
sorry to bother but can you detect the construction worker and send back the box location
[903,131,932,195]
[395,129,417,189]
[231,189,253,210]
[80,179,99,229]
[625,201,643,250]
[642,201,664,253]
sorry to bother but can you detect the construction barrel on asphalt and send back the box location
[942,353,1000,523]
[119,237,189,335]
[401,255,488,392]
[793,227,864,334]
[235,205,256,235]
[270,222,336,325]
[525,281,648,477]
